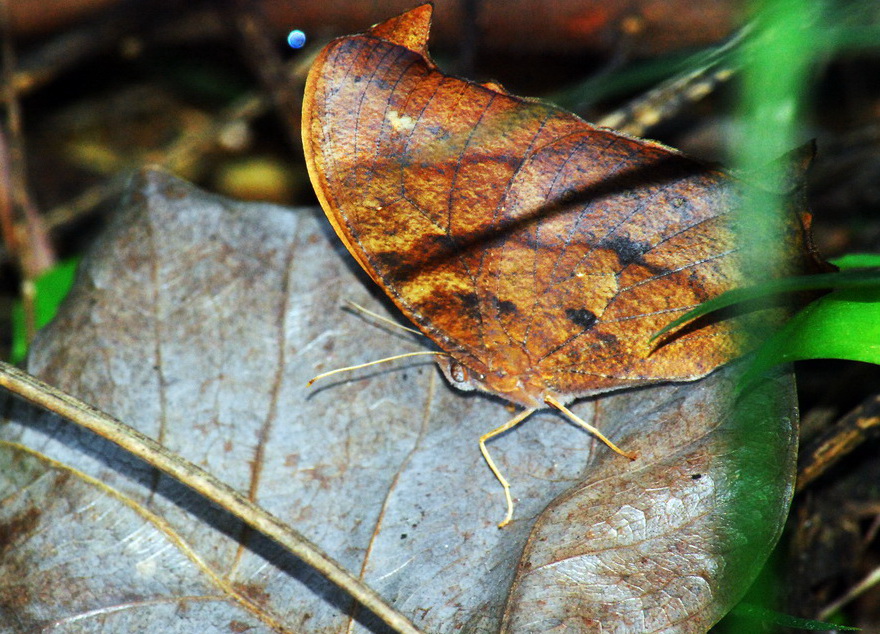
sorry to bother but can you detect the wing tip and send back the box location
[367,3,433,55]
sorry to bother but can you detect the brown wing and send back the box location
[302,5,798,405]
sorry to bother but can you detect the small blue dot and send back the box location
[287,29,306,49]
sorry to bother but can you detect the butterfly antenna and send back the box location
[544,395,638,461]
[345,300,423,336]
[307,351,447,387]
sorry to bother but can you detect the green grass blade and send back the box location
[729,602,860,631]
[11,258,80,363]
[738,283,880,388]
[652,267,880,342]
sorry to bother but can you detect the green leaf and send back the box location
[830,252,880,270]
[11,258,80,363]
[739,282,880,387]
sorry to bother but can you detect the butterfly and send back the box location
[302,4,815,526]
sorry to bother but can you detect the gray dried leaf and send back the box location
[0,169,797,633]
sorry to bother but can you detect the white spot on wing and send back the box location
[387,110,416,132]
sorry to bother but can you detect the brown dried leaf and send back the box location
[0,170,796,633]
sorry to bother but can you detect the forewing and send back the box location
[303,5,777,397]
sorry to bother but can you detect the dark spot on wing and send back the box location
[600,235,652,267]
[373,250,414,283]
[566,308,598,330]
[595,331,619,346]
[493,296,518,316]
[375,250,405,268]
[600,235,675,277]
[456,291,482,321]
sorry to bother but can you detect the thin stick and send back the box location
[345,300,423,336]
[818,564,880,621]
[597,25,749,136]
[545,395,638,461]
[0,361,424,634]
[307,351,445,387]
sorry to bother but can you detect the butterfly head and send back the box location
[436,352,547,409]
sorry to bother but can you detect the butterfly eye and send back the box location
[449,361,469,384]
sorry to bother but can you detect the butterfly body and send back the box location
[437,350,552,410]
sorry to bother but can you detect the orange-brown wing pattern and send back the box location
[302,5,798,407]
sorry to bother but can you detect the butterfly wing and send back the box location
[303,5,806,405]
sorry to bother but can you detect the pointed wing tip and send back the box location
[367,3,433,54]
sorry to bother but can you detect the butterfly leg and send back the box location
[545,395,638,461]
[479,408,537,529]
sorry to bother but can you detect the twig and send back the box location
[0,0,55,343]
[597,25,749,137]
[4,3,143,100]
[818,564,880,621]
[796,392,880,494]
[43,90,269,233]
[0,361,425,634]
[0,127,15,258]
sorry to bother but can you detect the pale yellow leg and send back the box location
[545,395,638,461]
[479,408,536,528]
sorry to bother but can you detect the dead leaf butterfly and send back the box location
[302,4,815,526]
